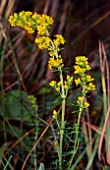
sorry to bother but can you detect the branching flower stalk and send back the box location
[68,90,85,168]
[9,12,95,169]
[48,37,67,168]
[8,11,73,169]
[68,56,95,168]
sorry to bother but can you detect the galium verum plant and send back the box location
[9,11,95,169]
[68,56,95,168]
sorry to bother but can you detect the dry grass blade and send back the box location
[0,0,7,17]
[5,0,15,20]
[102,42,110,165]
[58,0,70,33]
[102,43,110,107]
[3,128,34,158]
[43,0,51,14]
[71,10,110,45]
[98,105,110,162]
[84,121,104,136]
[0,0,15,45]
[98,41,110,165]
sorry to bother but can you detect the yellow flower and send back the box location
[48,50,56,57]
[77,96,83,104]
[48,57,64,70]
[49,80,56,87]
[19,11,32,17]
[86,82,96,91]
[57,81,61,86]
[77,96,89,107]
[74,56,91,75]
[32,12,41,21]
[26,27,35,34]
[74,65,86,74]
[66,75,73,84]
[41,14,54,25]
[75,56,88,65]
[64,81,69,91]
[35,36,51,49]
[50,80,61,93]
[74,57,95,92]
[37,25,47,35]
[56,87,60,92]
[53,34,65,47]
[8,15,17,26]
[52,110,58,119]
[9,11,54,35]
[9,11,36,34]
[36,14,54,35]
[74,78,81,86]
[84,102,90,107]
[85,75,94,82]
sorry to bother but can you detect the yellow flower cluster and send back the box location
[77,96,90,107]
[46,34,65,70]
[36,14,54,35]
[64,75,73,94]
[74,56,95,92]
[49,80,56,87]
[75,56,90,67]
[49,80,61,93]
[48,56,64,70]
[52,110,58,119]
[35,36,51,49]
[9,11,65,71]
[35,34,65,54]
[74,56,91,75]
[74,78,81,86]
[46,34,65,60]
[75,75,94,86]
[49,75,73,94]
[53,34,65,47]
[35,34,65,71]
[74,56,95,107]
[86,82,96,91]
[67,75,73,84]
[9,11,54,35]
[9,11,35,34]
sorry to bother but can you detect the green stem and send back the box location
[59,68,66,169]
[68,85,86,169]
[50,37,66,169]
[68,99,84,169]
[59,98,66,169]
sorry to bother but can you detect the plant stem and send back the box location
[68,91,85,169]
[59,68,66,169]
[50,38,66,169]
[59,98,66,169]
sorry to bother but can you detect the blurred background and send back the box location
[1,0,110,93]
[0,0,110,169]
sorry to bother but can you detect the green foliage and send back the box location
[0,90,33,122]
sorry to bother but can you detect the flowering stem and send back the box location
[68,84,86,169]
[68,97,84,169]
[49,37,66,168]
